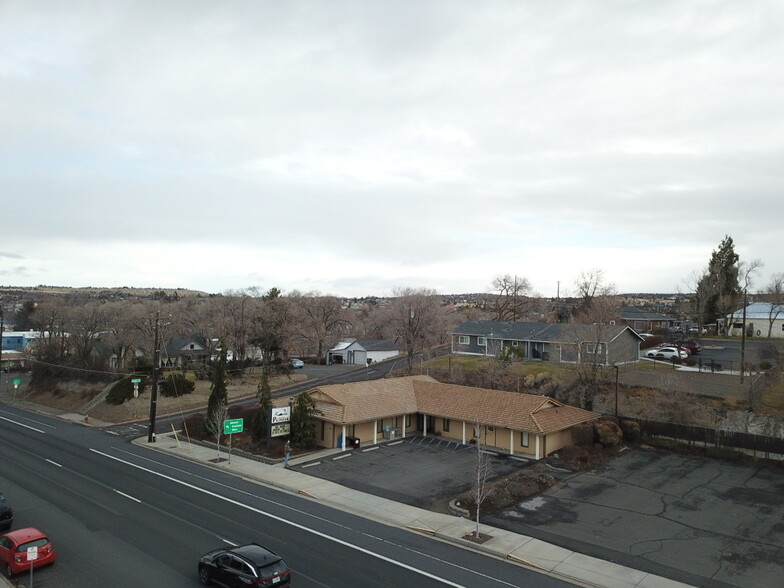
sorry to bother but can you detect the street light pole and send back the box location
[147,312,161,443]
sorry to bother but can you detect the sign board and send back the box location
[12,378,21,387]
[271,407,291,424]
[27,546,38,561]
[223,418,244,435]
[131,378,142,384]
[270,423,290,437]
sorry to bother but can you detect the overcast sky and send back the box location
[2,1,783,298]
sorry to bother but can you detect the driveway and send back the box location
[486,449,784,588]
[295,435,535,509]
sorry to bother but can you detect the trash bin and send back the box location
[345,436,360,449]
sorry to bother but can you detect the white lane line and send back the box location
[46,459,62,467]
[114,489,142,503]
[91,449,469,588]
[221,538,239,547]
[0,416,46,433]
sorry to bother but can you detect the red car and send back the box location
[0,527,56,577]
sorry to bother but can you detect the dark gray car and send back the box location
[0,494,12,531]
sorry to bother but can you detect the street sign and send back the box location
[271,423,290,437]
[12,378,21,387]
[271,407,291,424]
[131,378,142,384]
[27,545,38,561]
[223,418,244,435]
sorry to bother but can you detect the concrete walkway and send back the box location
[136,433,695,588]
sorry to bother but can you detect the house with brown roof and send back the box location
[285,375,598,459]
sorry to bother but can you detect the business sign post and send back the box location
[267,405,292,449]
[223,418,244,464]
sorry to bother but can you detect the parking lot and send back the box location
[487,449,784,588]
[296,438,784,588]
[295,435,535,509]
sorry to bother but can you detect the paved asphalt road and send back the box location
[0,402,575,588]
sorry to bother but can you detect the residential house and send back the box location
[327,339,400,365]
[616,307,676,333]
[451,320,641,366]
[162,335,212,367]
[727,302,784,338]
[283,375,598,459]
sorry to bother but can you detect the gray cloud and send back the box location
[2,1,783,296]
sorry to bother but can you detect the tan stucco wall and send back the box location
[544,429,573,455]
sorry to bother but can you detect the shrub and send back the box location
[571,423,595,446]
[620,420,641,443]
[594,420,622,447]
[182,413,207,438]
[106,377,142,406]
[227,404,244,419]
[159,373,195,398]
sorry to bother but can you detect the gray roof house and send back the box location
[327,339,400,365]
[451,320,642,366]
[616,307,676,333]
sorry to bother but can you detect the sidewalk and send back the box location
[138,433,695,588]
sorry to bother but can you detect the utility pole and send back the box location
[740,289,747,386]
[0,300,4,396]
[147,312,161,443]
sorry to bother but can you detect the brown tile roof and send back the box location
[303,375,435,424]
[293,375,597,433]
[412,380,597,433]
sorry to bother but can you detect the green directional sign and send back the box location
[131,378,142,384]
[12,378,21,386]
[223,418,244,435]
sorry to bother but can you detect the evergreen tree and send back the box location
[290,392,322,449]
[206,345,229,437]
[697,235,741,328]
[251,369,272,443]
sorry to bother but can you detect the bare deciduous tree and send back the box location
[761,272,784,337]
[290,292,352,360]
[472,423,494,540]
[489,274,533,322]
[388,287,446,374]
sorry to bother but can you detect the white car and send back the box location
[644,346,689,360]
[289,358,305,369]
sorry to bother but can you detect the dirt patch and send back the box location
[440,444,620,519]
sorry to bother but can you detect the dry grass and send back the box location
[23,370,308,424]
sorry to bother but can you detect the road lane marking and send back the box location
[0,416,46,433]
[46,459,62,467]
[114,489,142,503]
[91,449,471,588]
[0,410,57,429]
[115,447,522,587]
[221,538,238,546]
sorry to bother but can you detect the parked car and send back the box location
[673,339,702,354]
[0,494,12,530]
[644,347,689,360]
[289,358,304,369]
[0,527,56,577]
[199,543,291,587]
